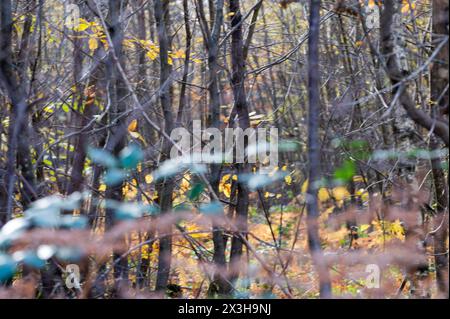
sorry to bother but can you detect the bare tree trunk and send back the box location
[195,0,231,296]
[0,0,37,224]
[430,137,449,298]
[103,0,130,294]
[380,0,435,298]
[154,0,175,293]
[228,0,251,287]
[430,0,449,299]
[177,0,193,126]
[66,2,101,198]
[305,0,332,299]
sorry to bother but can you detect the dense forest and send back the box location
[0,0,448,299]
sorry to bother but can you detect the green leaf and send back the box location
[346,139,370,160]
[334,160,356,183]
[188,183,204,201]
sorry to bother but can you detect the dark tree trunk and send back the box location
[195,0,230,296]
[154,0,175,293]
[103,0,130,294]
[430,0,449,299]
[177,0,193,126]
[66,2,100,198]
[305,0,332,299]
[0,0,37,224]
[228,0,251,286]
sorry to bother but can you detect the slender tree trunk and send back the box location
[305,0,332,299]
[195,0,230,296]
[430,137,449,298]
[66,2,100,197]
[103,0,130,294]
[228,0,251,286]
[154,0,175,293]
[430,0,449,298]
[177,0,192,126]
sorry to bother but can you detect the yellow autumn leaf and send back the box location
[301,179,308,193]
[88,37,98,51]
[74,21,90,32]
[146,50,158,60]
[401,1,416,14]
[264,192,277,198]
[353,175,365,183]
[129,131,147,146]
[123,183,138,199]
[359,224,371,232]
[220,183,232,198]
[390,219,405,240]
[99,184,107,192]
[128,119,138,132]
[318,188,330,202]
[185,223,208,239]
[179,174,191,194]
[284,175,292,185]
[145,174,153,184]
[173,49,186,59]
[356,188,369,202]
[219,174,236,198]
[332,186,350,201]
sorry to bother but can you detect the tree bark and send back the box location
[228,0,251,287]
[430,0,449,299]
[0,0,37,224]
[154,0,175,293]
[380,0,449,147]
[103,0,130,293]
[305,0,332,299]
